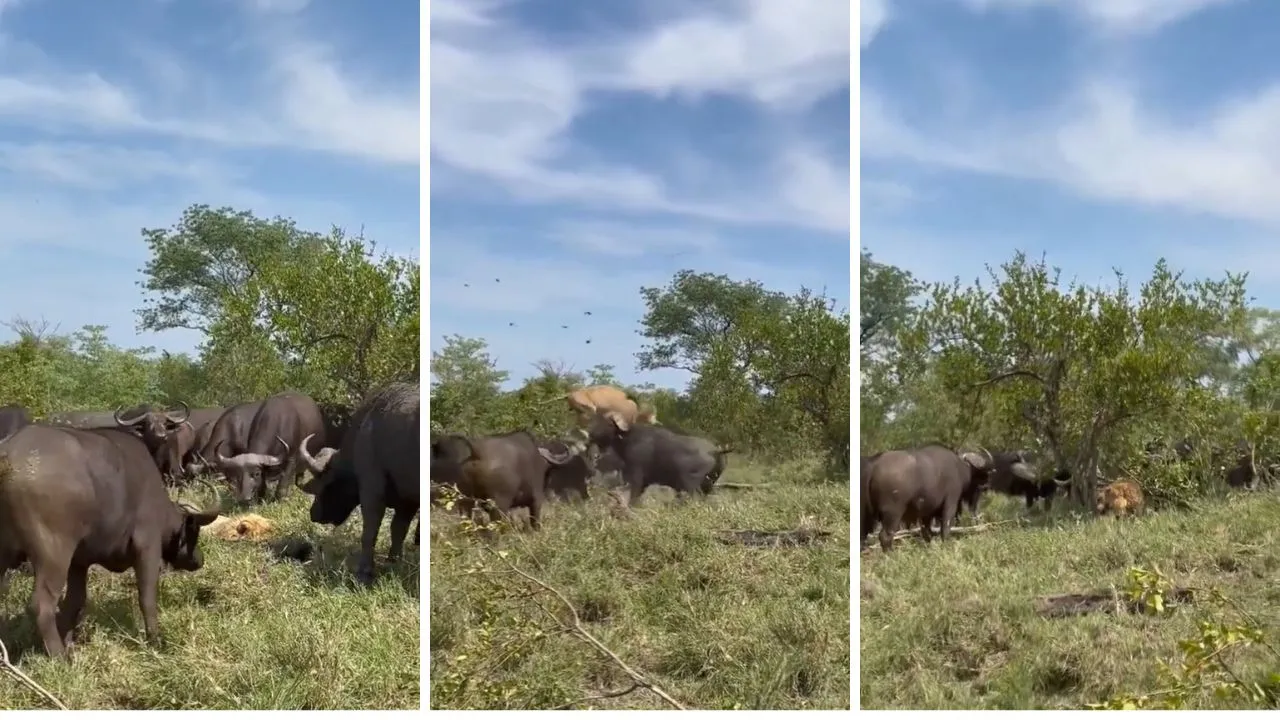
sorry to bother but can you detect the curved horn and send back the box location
[538,446,572,465]
[165,401,190,424]
[298,433,332,473]
[113,405,146,426]
[263,434,290,466]
[977,445,993,465]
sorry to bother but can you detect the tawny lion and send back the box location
[1095,479,1145,518]
[546,384,658,427]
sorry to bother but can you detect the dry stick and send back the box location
[0,638,68,710]
[891,519,1021,541]
[553,682,643,710]
[484,546,687,711]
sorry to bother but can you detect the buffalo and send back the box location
[861,444,993,552]
[186,401,263,477]
[982,450,1072,513]
[298,383,420,585]
[430,429,585,532]
[584,410,730,505]
[155,408,226,482]
[215,393,326,503]
[112,402,192,455]
[540,428,594,502]
[0,404,31,442]
[0,424,223,659]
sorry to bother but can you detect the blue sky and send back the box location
[0,0,418,356]
[430,0,851,392]
[862,0,1280,308]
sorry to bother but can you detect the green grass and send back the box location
[860,491,1280,710]
[0,480,420,710]
[429,456,851,710]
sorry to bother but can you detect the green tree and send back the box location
[903,252,1248,504]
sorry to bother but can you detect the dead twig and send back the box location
[891,518,1022,541]
[553,682,644,710]
[715,482,771,490]
[0,638,68,710]
[483,547,687,710]
[1035,587,1196,618]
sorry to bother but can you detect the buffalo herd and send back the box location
[430,384,732,530]
[861,435,1268,553]
[0,382,420,660]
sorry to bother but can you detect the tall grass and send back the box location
[430,455,851,710]
[861,492,1280,709]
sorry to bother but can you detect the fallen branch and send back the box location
[716,528,832,548]
[1035,587,1196,618]
[715,482,770,490]
[891,519,1022,541]
[483,547,687,710]
[0,638,67,710]
[553,682,643,710]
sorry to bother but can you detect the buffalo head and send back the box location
[298,433,359,526]
[115,402,190,450]
[164,478,225,571]
[215,435,290,503]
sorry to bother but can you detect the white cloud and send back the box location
[430,0,849,233]
[0,142,239,190]
[609,0,850,109]
[864,78,1280,226]
[862,0,889,47]
[269,41,419,165]
[958,0,1240,34]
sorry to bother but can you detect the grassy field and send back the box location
[860,490,1280,710]
[0,482,420,710]
[429,456,851,710]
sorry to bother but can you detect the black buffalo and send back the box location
[299,383,420,585]
[430,429,585,532]
[540,429,594,502]
[861,444,993,552]
[112,402,192,456]
[585,411,730,505]
[216,393,326,503]
[186,401,263,477]
[0,404,31,441]
[983,450,1072,513]
[0,424,223,659]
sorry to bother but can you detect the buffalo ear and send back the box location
[189,510,221,527]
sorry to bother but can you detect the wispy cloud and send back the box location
[431,0,848,388]
[0,0,418,353]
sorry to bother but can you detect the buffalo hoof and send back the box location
[355,568,376,587]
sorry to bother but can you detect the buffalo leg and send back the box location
[526,495,543,531]
[939,498,958,542]
[56,564,89,646]
[1025,494,1036,511]
[1043,494,1054,513]
[133,555,163,645]
[356,499,388,586]
[30,558,71,658]
[387,508,414,563]
[624,468,647,507]
[878,513,901,552]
